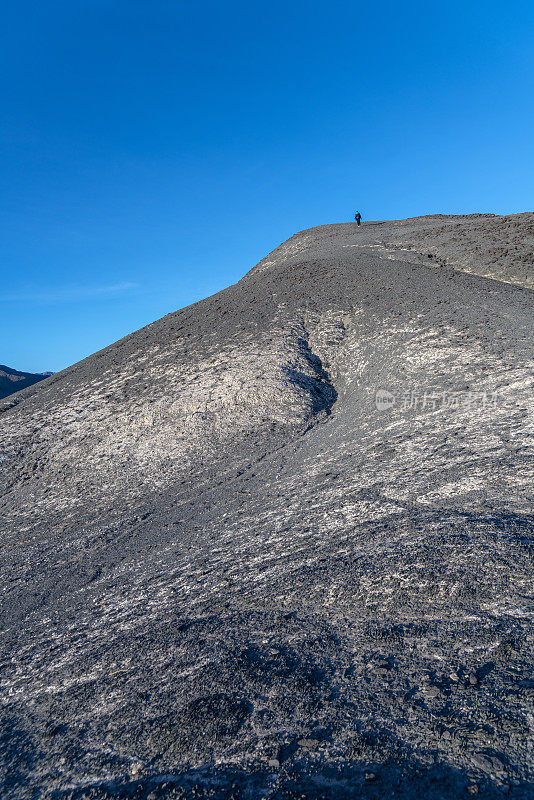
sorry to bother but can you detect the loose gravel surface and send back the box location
[1,215,533,799]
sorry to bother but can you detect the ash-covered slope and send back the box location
[382,213,534,289]
[1,215,533,799]
[0,364,49,399]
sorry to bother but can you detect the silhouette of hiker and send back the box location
[354,211,362,226]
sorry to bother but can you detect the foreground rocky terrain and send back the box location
[1,214,533,799]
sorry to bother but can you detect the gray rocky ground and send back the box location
[0,214,533,799]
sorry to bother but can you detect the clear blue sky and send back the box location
[2,0,533,372]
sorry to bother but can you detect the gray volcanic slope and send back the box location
[1,215,533,799]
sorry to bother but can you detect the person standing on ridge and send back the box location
[354,211,362,226]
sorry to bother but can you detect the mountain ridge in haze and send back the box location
[0,364,53,400]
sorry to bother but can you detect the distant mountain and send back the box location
[0,365,52,400]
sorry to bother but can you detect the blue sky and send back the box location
[2,0,533,372]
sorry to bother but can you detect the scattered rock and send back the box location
[472,752,505,775]
[298,738,320,750]
[371,658,392,676]
[422,685,441,699]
